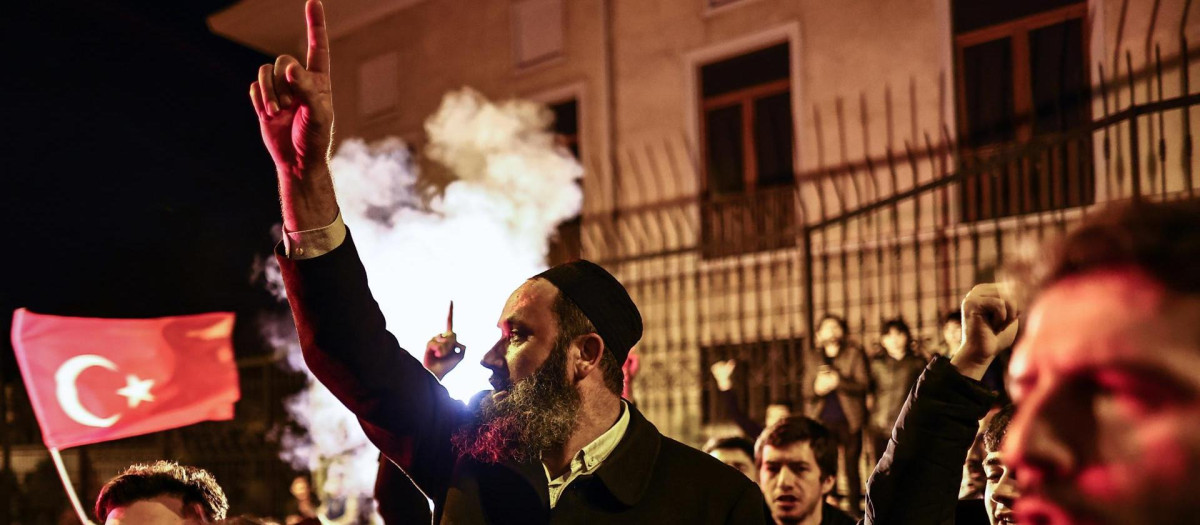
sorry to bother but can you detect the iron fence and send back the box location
[590,43,1200,444]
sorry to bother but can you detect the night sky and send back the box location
[2,1,281,382]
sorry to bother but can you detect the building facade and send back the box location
[213,0,1200,444]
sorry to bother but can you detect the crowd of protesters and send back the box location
[88,199,1200,525]
[79,0,1200,522]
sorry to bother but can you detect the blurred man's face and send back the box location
[1005,269,1200,525]
[943,319,962,350]
[983,450,1019,525]
[759,441,834,524]
[881,328,909,360]
[105,495,206,524]
[710,447,755,481]
[816,319,844,349]
[765,404,792,428]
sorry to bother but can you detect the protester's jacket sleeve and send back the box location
[276,229,466,502]
[862,356,998,525]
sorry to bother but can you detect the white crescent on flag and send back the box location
[54,355,121,428]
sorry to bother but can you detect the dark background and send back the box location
[1,1,277,376]
[1,1,299,521]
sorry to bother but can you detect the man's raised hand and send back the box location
[951,283,1019,380]
[710,359,736,392]
[249,0,338,231]
[424,301,466,381]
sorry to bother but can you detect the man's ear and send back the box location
[572,333,605,381]
[820,473,836,496]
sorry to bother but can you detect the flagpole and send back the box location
[48,447,96,525]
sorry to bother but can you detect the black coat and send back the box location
[277,231,769,524]
[861,356,997,525]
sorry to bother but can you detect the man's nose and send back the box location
[991,469,1019,506]
[480,339,505,371]
[1004,393,1080,489]
[775,467,798,489]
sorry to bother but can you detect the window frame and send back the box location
[953,2,1090,147]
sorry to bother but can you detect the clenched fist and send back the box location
[951,283,1020,380]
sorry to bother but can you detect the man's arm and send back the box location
[249,0,338,233]
[862,284,1017,525]
[254,0,463,500]
[711,360,765,437]
[277,232,466,498]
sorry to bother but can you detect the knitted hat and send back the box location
[533,260,642,364]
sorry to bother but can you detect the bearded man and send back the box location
[250,2,767,522]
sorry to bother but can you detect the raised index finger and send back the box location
[446,300,454,333]
[305,0,331,73]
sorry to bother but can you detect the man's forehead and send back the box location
[1016,270,1180,368]
[763,441,815,463]
[498,279,558,325]
[712,448,753,462]
[106,495,188,523]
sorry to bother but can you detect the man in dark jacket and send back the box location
[802,314,869,510]
[866,318,926,462]
[249,3,767,522]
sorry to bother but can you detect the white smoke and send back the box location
[261,87,582,510]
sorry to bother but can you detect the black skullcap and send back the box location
[533,260,642,364]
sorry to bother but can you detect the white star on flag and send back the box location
[116,375,155,408]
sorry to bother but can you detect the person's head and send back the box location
[95,461,227,524]
[1004,201,1200,525]
[942,309,962,350]
[879,317,912,360]
[288,474,311,500]
[455,260,641,464]
[764,398,793,428]
[815,314,847,349]
[982,405,1019,525]
[755,416,837,524]
[703,436,757,481]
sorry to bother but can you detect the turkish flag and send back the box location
[11,309,241,450]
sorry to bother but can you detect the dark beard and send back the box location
[452,335,582,464]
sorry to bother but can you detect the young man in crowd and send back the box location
[867,318,926,462]
[802,314,868,511]
[981,405,1018,525]
[704,436,758,482]
[94,461,228,524]
[249,2,768,521]
[929,310,962,359]
[756,416,856,525]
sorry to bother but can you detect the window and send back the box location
[699,43,797,257]
[954,2,1093,221]
[547,98,581,266]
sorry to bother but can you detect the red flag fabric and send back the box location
[11,309,241,450]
